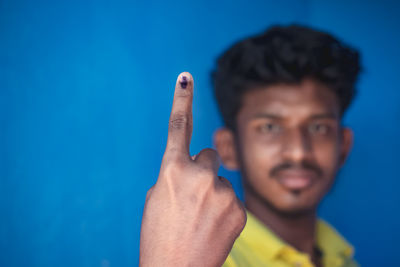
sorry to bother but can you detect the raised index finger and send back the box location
[165,72,194,158]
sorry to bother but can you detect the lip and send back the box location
[276,169,318,191]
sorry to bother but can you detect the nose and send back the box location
[281,128,312,163]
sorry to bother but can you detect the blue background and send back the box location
[1,0,399,266]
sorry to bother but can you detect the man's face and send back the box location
[227,79,352,215]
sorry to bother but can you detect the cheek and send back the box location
[240,136,282,188]
[313,139,341,178]
[242,134,281,172]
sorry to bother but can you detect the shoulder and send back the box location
[317,219,359,267]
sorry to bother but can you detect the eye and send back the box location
[259,123,282,134]
[309,123,329,135]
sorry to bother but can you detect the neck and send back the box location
[245,190,318,256]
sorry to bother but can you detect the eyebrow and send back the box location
[252,112,338,120]
[252,113,283,120]
[309,113,338,119]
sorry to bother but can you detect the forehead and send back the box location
[239,79,340,119]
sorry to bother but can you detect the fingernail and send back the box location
[180,75,188,89]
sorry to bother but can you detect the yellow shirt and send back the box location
[223,211,358,267]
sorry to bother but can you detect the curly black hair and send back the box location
[211,24,361,131]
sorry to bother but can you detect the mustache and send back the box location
[270,160,323,178]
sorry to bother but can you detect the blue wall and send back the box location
[1,0,399,266]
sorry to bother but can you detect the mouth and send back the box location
[276,169,318,191]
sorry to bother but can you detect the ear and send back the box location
[339,127,354,167]
[213,128,239,170]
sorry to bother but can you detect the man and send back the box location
[139,24,361,267]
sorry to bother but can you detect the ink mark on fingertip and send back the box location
[180,76,188,89]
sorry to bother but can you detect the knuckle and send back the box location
[216,192,246,236]
[195,148,220,170]
[216,177,233,194]
[217,187,236,208]
[162,149,180,164]
[199,148,218,161]
[232,206,247,233]
[169,113,191,130]
[195,166,215,179]
[161,160,186,179]
[222,196,246,233]
[226,189,238,204]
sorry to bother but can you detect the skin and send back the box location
[140,74,353,267]
[214,78,353,266]
[139,72,246,267]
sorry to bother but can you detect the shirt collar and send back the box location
[241,211,287,261]
[316,219,354,258]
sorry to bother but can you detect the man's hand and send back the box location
[139,72,246,267]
